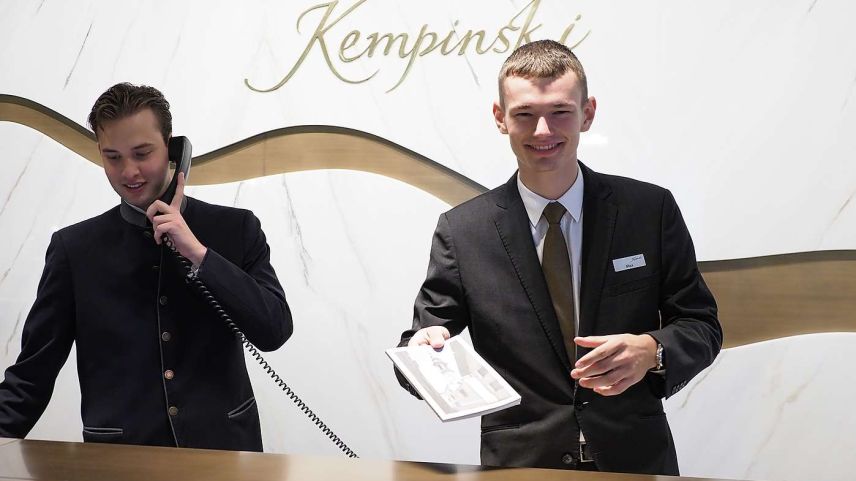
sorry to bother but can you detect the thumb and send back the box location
[428,327,450,349]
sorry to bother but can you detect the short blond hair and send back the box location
[498,40,587,105]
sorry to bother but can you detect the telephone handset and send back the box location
[157,136,358,458]
[161,136,192,205]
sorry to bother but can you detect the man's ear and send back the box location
[493,101,508,134]
[580,96,597,132]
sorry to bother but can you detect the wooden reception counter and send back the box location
[0,437,728,481]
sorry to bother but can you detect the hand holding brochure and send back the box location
[386,336,521,422]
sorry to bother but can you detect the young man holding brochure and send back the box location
[397,40,721,475]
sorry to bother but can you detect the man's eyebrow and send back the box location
[132,143,155,150]
[510,102,576,111]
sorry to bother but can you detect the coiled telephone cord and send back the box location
[164,238,359,458]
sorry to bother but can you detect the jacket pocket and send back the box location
[82,426,124,443]
[481,423,520,434]
[227,396,257,420]
[604,272,658,297]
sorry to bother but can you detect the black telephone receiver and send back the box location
[159,136,357,457]
[160,136,192,205]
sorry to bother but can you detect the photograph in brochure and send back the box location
[386,337,521,422]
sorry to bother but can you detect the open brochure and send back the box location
[386,336,521,422]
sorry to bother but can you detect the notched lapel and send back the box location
[579,164,617,344]
[493,174,573,371]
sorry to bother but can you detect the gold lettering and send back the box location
[559,14,591,49]
[439,20,464,55]
[448,21,520,55]
[417,31,442,57]
[492,25,517,54]
[440,20,460,56]
[339,30,365,62]
[245,0,591,93]
[455,31,491,56]
[513,0,543,50]
[441,23,505,57]
[245,0,376,93]
[388,25,440,92]
[365,32,410,57]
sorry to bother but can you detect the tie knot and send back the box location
[543,202,567,225]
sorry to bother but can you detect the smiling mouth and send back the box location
[527,142,563,152]
[124,182,145,191]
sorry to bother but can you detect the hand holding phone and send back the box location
[145,172,207,266]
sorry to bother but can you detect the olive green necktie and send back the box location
[542,202,576,363]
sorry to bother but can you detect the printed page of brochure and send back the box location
[386,337,521,422]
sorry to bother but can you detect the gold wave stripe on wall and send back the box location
[0,94,486,206]
[698,251,856,348]
[2,94,855,348]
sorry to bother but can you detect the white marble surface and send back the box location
[665,333,856,481]
[1,1,856,479]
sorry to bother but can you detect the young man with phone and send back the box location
[0,83,293,451]
[397,40,721,475]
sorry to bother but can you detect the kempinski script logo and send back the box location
[244,0,590,93]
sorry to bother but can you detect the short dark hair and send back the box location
[88,83,172,143]
[498,40,588,104]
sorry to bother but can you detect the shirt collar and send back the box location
[516,164,584,228]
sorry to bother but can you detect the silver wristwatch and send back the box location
[654,343,664,371]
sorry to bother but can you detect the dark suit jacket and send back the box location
[399,163,721,475]
[0,197,293,451]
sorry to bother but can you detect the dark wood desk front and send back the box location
[0,438,722,481]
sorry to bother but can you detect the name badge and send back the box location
[612,254,646,272]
